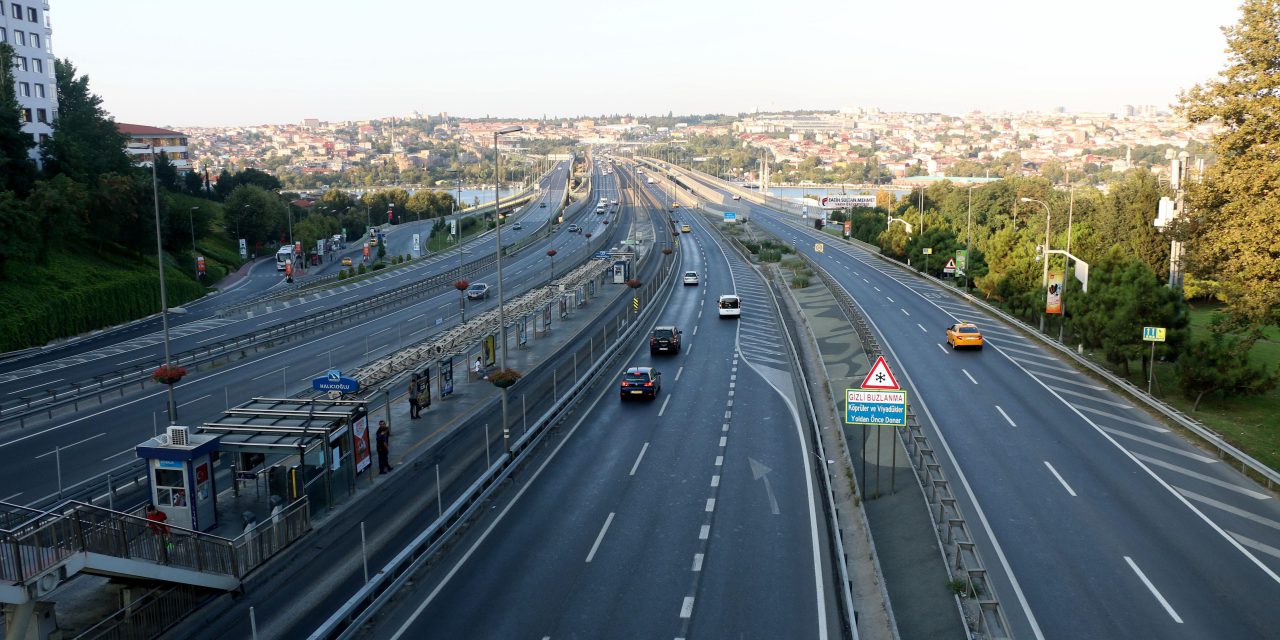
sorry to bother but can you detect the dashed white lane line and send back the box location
[705,498,716,512]
[692,553,704,571]
[699,524,710,540]
[674,366,684,381]
[937,344,949,354]
[710,475,720,487]
[714,456,723,467]
[962,369,978,385]
[874,286,881,292]
[629,442,650,476]
[917,324,927,333]
[719,436,727,448]
[585,512,615,563]
[901,308,910,316]
[1044,461,1078,497]
[1125,556,1183,623]
[658,395,672,417]
[885,296,893,303]
[680,596,695,618]
[995,405,1017,427]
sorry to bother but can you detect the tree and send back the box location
[225,184,289,247]
[182,170,203,195]
[1175,320,1278,411]
[1179,0,1280,327]
[153,150,179,192]
[0,43,36,197]
[0,191,36,277]
[27,175,90,257]
[40,59,133,184]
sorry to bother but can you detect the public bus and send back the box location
[275,246,294,271]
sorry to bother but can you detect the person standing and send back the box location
[408,375,422,419]
[145,504,169,536]
[376,420,392,474]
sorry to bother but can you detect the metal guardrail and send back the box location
[73,584,209,640]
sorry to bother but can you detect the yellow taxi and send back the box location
[681,224,692,233]
[672,202,680,209]
[945,322,984,350]
[341,257,353,266]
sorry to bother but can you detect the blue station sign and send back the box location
[844,389,908,427]
[313,369,360,393]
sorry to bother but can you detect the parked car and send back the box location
[619,366,662,400]
[945,322,984,350]
[466,282,491,300]
[718,294,741,318]
[682,271,699,286]
[650,326,682,354]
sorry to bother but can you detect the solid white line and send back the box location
[917,324,927,333]
[102,448,134,462]
[962,369,978,385]
[705,498,716,512]
[9,379,64,395]
[995,405,1017,427]
[629,442,650,476]
[680,596,695,618]
[35,432,105,459]
[195,333,227,345]
[251,367,283,381]
[1125,556,1183,623]
[585,512,615,563]
[692,553,704,571]
[1043,461,1077,497]
[674,366,683,381]
[178,393,211,409]
[1,492,22,502]
[658,395,672,417]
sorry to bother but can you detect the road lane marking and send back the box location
[585,512,615,563]
[1229,532,1280,561]
[885,296,893,302]
[1175,488,1280,531]
[900,308,910,316]
[692,554,704,571]
[680,596,695,618]
[719,436,727,448]
[658,396,671,416]
[937,344,949,354]
[1133,453,1271,500]
[1,492,22,502]
[35,432,105,459]
[705,498,716,512]
[917,324,927,333]
[1043,461,1077,497]
[1049,386,1133,409]
[874,286,880,292]
[692,326,698,336]
[1028,370,1104,390]
[714,456,723,467]
[1073,405,1167,432]
[251,368,283,381]
[1100,428,1216,463]
[102,448,134,462]
[710,475,720,487]
[10,378,65,395]
[962,369,978,385]
[722,423,729,432]
[178,394,211,409]
[1125,556,1183,623]
[629,442,649,476]
[995,405,1017,427]
[195,333,227,345]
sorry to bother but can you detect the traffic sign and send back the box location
[922,247,933,255]
[313,369,359,393]
[724,211,737,223]
[815,243,824,253]
[845,389,908,427]
[943,257,957,274]
[1142,327,1166,342]
[861,356,901,390]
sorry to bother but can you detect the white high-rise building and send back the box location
[1,1,55,164]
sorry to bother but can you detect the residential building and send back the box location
[119,123,192,172]
[2,0,56,165]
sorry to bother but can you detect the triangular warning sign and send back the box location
[943,258,957,273]
[861,356,901,390]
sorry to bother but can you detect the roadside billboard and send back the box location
[819,194,877,210]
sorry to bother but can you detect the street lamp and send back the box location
[494,125,522,452]
[964,186,973,293]
[1020,197,1052,332]
[447,168,465,320]
[189,206,199,274]
[145,146,178,424]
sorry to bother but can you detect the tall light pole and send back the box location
[448,168,466,321]
[147,146,178,424]
[964,186,973,293]
[494,125,522,453]
[189,206,199,274]
[1020,197,1052,332]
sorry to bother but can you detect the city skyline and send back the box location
[58,0,1241,127]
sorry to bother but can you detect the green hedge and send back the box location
[0,250,205,351]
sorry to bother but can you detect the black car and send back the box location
[649,326,682,354]
[620,367,662,400]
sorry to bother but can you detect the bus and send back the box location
[275,246,294,271]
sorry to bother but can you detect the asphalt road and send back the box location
[0,162,628,506]
[691,176,1280,639]
[359,174,841,639]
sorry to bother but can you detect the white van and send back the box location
[717,295,741,318]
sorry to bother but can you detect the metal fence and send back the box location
[73,584,210,640]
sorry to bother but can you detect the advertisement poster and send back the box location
[955,249,967,273]
[518,317,528,347]
[441,357,454,397]
[1046,271,1064,315]
[417,365,431,407]
[352,414,372,473]
[483,335,497,368]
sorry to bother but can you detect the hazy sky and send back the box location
[54,0,1241,127]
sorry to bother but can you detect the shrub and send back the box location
[371,262,386,271]
[338,270,348,280]
[357,263,367,275]
[791,274,810,288]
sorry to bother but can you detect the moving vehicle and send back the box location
[512,222,522,230]
[595,205,605,214]
[341,257,353,267]
[682,271,699,286]
[540,201,547,208]
[275,246,294,271]
[732,195,741,201]
[672,202,680,209]
[619,366,662,400]
[945,322,984,350]
[567,223,580,233]
[466,282,491,300]
[681,224,692,233]
[718,295,741,318]
[649,326,682,354]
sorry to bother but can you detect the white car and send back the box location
[682,271,699,286]
[717,295,741,318]
[732,195,741,201]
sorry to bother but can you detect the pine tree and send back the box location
[1179,0,1280,326]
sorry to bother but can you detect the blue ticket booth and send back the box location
[136,427,221,532]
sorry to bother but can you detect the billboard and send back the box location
[819,194,877,210]
[1046,271,1064,315]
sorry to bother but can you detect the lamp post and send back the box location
[1020,197,1052,332]
[188,206,199,273]
[147,146,178,424]
[448,169,465,320]
[964,186,973,293]
[494,125,522,453]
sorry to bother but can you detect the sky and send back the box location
[53,0,1242,127]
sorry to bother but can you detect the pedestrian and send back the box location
[408,375,421,419]
[473,356,486,380]
[145,504,169,537]
[376,420,392,474]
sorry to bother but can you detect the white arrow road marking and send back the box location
[749,457,780,515]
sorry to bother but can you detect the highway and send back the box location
[0,160,626,506]
[356,171,842,639]
[682,170,1280,639]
